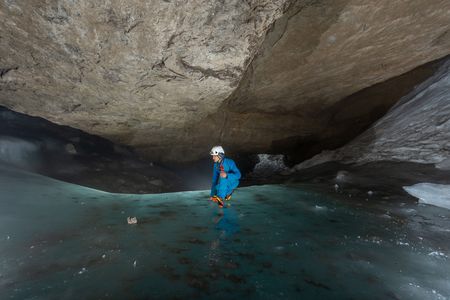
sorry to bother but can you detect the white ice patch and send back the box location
[403,183,450,210]
[428,251,448,259]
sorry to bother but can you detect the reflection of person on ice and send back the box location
[209,146,241,208]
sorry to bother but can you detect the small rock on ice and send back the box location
[127,217,138,224]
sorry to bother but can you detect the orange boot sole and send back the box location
[211,195,226,208]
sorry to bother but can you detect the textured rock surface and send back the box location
[1,1,449,162]
[214,0,450,163]
[0,0,290,159]
[293,58,450,170]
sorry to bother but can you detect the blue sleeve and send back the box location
[210,163,219,196]
[226,160,241,181]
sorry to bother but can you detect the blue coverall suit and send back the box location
[210,157,241,200]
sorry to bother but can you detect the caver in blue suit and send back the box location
[210,156,241,200]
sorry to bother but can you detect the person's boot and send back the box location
[216,196,224,208]
[225,194,232,201]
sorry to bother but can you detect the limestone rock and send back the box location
[214,0,450,163]
[0,0,290,159]
[1,1,449,162]
[65,143,77,155]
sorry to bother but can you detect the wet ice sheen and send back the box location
[1,165,449,299]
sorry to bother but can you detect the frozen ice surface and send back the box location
[1,165,450,299]
[404,183,450,210]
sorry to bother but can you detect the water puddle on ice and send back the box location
[1,165,449,299]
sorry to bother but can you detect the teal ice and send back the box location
[1,164,449,299]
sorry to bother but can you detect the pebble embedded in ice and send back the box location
[78,267,87,275]
[6,235,10,240]
[127,217,138,224]
[368,236,383,244]
[368,191,373,196]
[334,184,339,191]
[102,254,106,259]
[396,241,410,246]
[402,208,416,214]
[315,205,327,210]
[133,260,137,267]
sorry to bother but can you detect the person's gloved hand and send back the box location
[220,171,227,178]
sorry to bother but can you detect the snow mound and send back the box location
[403,183,450,210]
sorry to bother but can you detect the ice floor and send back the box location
[1,165,449,299]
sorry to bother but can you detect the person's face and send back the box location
[212,155,220,163]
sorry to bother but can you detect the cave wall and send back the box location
[0,0,291,159]
[1,1,449,162]
[293,57,450,170]
[337,58,450,165]
[208,0,450,163]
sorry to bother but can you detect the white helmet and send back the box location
[210,145,225,155]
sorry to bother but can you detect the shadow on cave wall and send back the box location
[0,106,184,193]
